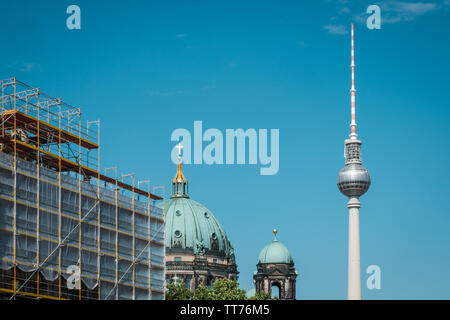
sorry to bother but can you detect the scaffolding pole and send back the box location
[87,120,100,299]
[58,101,62,299]
[153,185,166,297]
[122,173,135,300]
[138,180,151,300]
[78,114,82,300]
[12,77,17,299]
[36,89,40,298]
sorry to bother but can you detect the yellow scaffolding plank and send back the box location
[1,109,99,150]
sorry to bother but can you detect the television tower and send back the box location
[337,24,371,300]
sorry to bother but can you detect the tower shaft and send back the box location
[347,197,361,300]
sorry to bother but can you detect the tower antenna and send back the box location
[350,23,357,140]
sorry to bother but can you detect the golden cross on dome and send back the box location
[176,143,183,162]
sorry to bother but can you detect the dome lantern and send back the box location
[171,143,189,198]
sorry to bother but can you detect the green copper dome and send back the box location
[158,160,235,259]
[258,229,293,264]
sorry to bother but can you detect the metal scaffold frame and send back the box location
[0,78,166,300]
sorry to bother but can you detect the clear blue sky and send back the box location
[1,0,450,299]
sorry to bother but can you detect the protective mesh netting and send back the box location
[0,151,165,299]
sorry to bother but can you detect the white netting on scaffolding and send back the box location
[0,151,165,300]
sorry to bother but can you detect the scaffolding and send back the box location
[0,77,165,300]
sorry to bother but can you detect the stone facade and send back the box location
[166,252,238,290]
[254,262,297,300]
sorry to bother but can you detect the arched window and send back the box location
[271,282,281,299]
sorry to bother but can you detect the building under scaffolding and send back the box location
[0,77,165,300]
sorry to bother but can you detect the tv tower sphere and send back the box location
[337,162,371,197]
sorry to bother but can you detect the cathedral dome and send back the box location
[158,150,235,259]
[160,197,235,259]
[258,229,293,264]
[162,145,238,289]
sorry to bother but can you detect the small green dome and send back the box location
[258,230,293,264]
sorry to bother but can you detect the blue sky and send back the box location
[1,0,450,299]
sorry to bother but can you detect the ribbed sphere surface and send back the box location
[258,240,293,264]
[158,197,234,258]
[337,163,371,197]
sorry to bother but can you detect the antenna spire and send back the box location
[350,23,357,140]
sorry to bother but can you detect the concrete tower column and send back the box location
[347,197,361,300]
